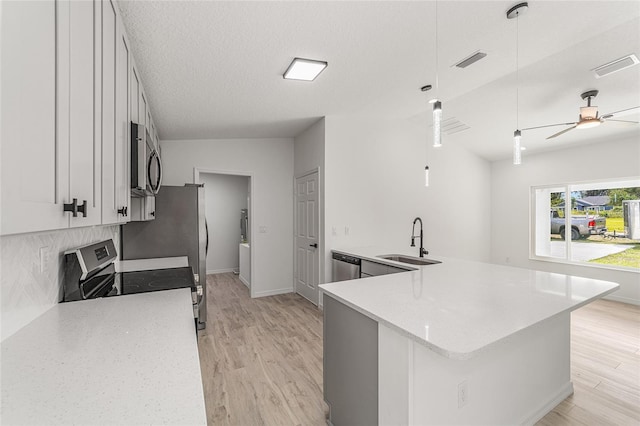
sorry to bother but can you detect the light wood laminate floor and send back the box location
[199,273,639,425]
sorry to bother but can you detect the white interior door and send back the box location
[295,171,320,305]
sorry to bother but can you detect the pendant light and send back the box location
[432,0,442,148]
[508,2,528,165]
[421,85,433,187]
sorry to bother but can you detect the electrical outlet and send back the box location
[458,380,469,408]
[39,246,51,274]
[332,226,337,236]
[344,226,350,236]
[259,226,267,234]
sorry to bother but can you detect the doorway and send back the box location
[294,170,320,305]
[195,168,253,294]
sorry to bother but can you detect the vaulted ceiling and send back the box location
[118,1,640,161]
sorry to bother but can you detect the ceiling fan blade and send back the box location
[604,119,639,126]
[547,125,577,140]
[521,122,576,131]
[601,106,640,119]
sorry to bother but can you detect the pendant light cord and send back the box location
[435,0,439,98]
[516,10,519,129]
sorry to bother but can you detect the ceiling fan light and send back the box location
[576,119,601,130]
[580,106,598,120]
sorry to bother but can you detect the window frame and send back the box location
[529,176,640,273]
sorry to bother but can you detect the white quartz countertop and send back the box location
[1,289,206,425]
[321,247,620,360]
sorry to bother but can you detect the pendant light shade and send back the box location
[424,166,430,187]
[513,130,522,165]
[433,101,442,148]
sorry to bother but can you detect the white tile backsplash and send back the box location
[1,225,119,341]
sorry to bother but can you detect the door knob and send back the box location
[309,243,318,248]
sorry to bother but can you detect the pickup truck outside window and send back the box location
[532,179,640,271]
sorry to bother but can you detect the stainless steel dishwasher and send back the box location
[331,252,361,281]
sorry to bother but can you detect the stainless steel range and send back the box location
[62,239,203,324]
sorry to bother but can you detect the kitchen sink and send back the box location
[376,254,442,266]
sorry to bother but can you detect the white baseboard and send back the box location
[207,268,237,275]
[252,287,293,298]
[604,293,640,306]
[519,381,574,426]
[239,275,250,288]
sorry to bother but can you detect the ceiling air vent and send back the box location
[454,51,487,69]
[593,54,639,78]
[430,117,470,135]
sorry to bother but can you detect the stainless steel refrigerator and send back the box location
[121,184,207,329]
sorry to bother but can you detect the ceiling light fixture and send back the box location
[421,85,432,187]
[283,58,327,81]
[508,2,528,165]
[432,0,442,148]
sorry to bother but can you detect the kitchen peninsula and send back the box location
[320,248,619,426]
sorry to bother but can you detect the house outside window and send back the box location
[531,178,640,271]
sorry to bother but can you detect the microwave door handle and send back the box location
[147,150,162,194]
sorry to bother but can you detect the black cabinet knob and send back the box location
[63,198,78,217]
[309,243,318,248]
[118,206,128,216]
[63,199,88,218]
[150,211,155,217]
[77,200,87,217]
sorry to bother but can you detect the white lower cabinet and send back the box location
[1,0,101,235]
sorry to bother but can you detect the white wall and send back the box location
[294,118,326,282]
[200,173,248,274]
[160,138,294,297]
[323,115,492,284]
[1,225,119,341]
[490,136,640,305]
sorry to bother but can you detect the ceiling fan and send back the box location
[522,90,640,139]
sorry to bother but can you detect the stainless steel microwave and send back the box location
[130,122,162,197]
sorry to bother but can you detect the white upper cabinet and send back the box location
[1,0,100,235]
[62,0,102,228]
[102,0,130,225]
[1,0,157,234]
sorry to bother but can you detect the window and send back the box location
[532,178,640,271]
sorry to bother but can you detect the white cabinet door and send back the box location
[0,0,68,235]
[57,0,101,228]
[102,0,130,225]
[140,90,147,131]
[66,0,101,227]
[115,14,131,223]
[130,65,140,124]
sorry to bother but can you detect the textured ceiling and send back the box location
[118,0,640,161]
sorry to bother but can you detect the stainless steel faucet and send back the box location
[411,217,428,258]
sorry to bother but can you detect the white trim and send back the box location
[253,287,293,298]
[194,167,256,298]
[517,382,574,426]
[207,268,237,275]
[605,293,640,306]
[239,275,250,288]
